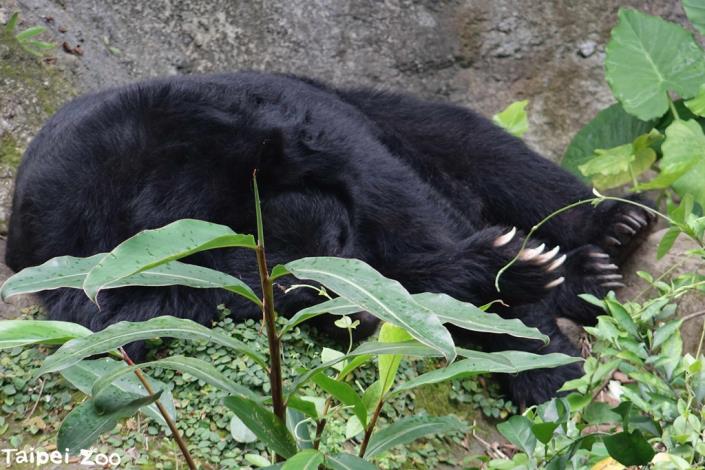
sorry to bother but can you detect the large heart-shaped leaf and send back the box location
[0,320,92,350]
[605,9,705,121]
[82,219,256,302]
[60,358,174,429]
[655,119,705,208]
[363,415,466,458]
[684,0,705,36]
[38,316,267,376]
[285,257,455,362]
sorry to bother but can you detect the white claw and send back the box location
[535,246,560,264]
[622,214,643,228]
[519,243,545,261]
[630,212,648,226]
[494,227,517,247]
[589,252,610,259]
[605,236,622,246]
[595,262,619,271]
[598,274,623,281]
[545,276,565,289]
[547,254,567,272]
[615,222,636,235]
[602,281,626,288]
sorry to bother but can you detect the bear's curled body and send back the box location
[5,72,653,405]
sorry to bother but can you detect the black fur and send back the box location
[5,72,653,405]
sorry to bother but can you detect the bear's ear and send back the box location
[254,128,285,171]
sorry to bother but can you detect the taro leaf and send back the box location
[38,316,267,377]
[223,395,297,458]
[605,8,705,121]
[311,372,367,427]
[285,257,455,362]
[684,0,705,36]
[562,103,655,179]
[58,392,160,455]
[493,100,529,137]
[497,415,536,455]
[90,355,260,402]
[82,219,256,302]
[363,415,466,458]
[654,119,705,208]
[0,253,260,306]
[60,358,175,429]
[378,323,412,395]
[0,320,92,350]
[603,430,655,466]
[389,349,581,396]
[326,453,378,470]
[685,84,705,117]
[281,450,324,470]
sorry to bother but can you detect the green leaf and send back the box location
[245,453,271,467]
[605,8,705,120]
[287,394,323,419]
[583,402,621,424]
[492,100,529,137]
[378,323,412,395]
[60,358,175,429]
[389,349,581,396]
[603,430,655,466]
[496,416,536,455]
[311,372,367,427]
[285,257,456,362]
[231,414,258,443]
[15,26,46,41]
[0,253,260,306]
[350,340,441,358]
[652,319,683,350]
[223,395,297,458]
[657,227,681,259]
[58,393,160,455]
[282,450,324,470]
[91,355,260,402]
[82,219,256,302]
[270,264,290,281]
[38,316,267,376]
[363,415,466,458]
[657,119,705,208]
[4,12,19,33]
[281,297,363,336]
[412,292,548,343]
[531,422,559,444]
[562,104,655,179]
[326,453,377,470]
[684,0,705,36]
[685,84,705,117]
[605,298,639,337]
[0,320,92,350]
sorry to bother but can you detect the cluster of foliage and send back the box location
[0,177,579,469]
[562,4,705,211]
[2,12,53,57]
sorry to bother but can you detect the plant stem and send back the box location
[119,348,196,470]
[359,399,385,458]
[253,173,286,461]
[669,96,681,121]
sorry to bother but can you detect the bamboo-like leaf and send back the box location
[378,323,411,395]
[285,257,455,362]
[15,26,46,41]
[282,450,324,470]
[388,349,582,397]
[60,358,176,429]
[311,372,367,427]
[91,355,261,402]
[326,453,378,470]
[280,297,362,336]
[38,316,267,377]
[58,393,160,455]
[82,219,256,302]
[364,415,466,458]
[223,395,297,458]
[0,320,92,350]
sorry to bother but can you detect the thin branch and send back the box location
[119,347,196,470]
[359,399,384,458]
[682,309,705,324]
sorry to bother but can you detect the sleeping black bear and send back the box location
[5,72,653,405]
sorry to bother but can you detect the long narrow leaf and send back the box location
[37,316,267,376]
[364,415,466,458]
[0,320,92,349]
[280,297,362,336]
[91,355,261,402]
[311,372,367,427]
[83,219,256,302]
[224,395,297,458]
[285,257,456,362]
[326,453,378,470]
[282,450,324,470]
